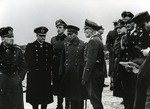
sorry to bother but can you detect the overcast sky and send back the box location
[0,0,149,45]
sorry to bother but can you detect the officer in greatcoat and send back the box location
[59,25,88,109]
[106,21,118,90]
[82,19,106,109]
[25,26,53,109]
[0,27,27,109]
[132,11,150,109]
[51,19,70,109]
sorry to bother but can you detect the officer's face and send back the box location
[126,22,135,31]
[57,25,66,35]
[117,26,127,35]
[144,20,150,31]
[36,34,46,43]
[67,32,77,41]
[98,29,104,35]
[3,37,14,46]
[84,29,93,38]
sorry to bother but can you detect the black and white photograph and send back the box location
[0,0,150,109]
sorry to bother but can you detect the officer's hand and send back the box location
[81,80,86,85]
[141,47,150,56]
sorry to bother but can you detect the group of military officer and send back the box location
[106,11,150,109]
[1,10,150,109]
[0,18,106,109]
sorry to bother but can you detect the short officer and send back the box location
[0,27,27,109]
[59,25,88,109]
[82,19,106,109]
[25,26,53,109]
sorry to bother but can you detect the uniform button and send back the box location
[66,51,68,53]
[46,49,48,51]
[36,59,38,61]
[14,55,16,57]
[138,42,141,45]
[77,51,78,53]
[36,50,38,52]
[133,42,135,43]
[36,69,38,71]
[126,53,128,55]
[0,63,2,65]
[46,54,48,56]
[46,59,48,61]
[126,58,128,60]
[75,63,77,65]
[66,63,68,65]
[36,54,38,56]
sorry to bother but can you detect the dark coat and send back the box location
[82,34,105,108]
[82,34,106,83]
[134,53,150,109]
[51,34,68,95]
[0,43,27,109]
[59,37,88,101]
[106,29,118,76]
[25,40,53,104]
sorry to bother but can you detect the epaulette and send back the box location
[14,44,21,49]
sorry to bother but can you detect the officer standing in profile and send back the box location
[25,26,53,109]
[106,21,118,90]
[51,19,69,109]
[82,19,105,109]
[0,27,27,109]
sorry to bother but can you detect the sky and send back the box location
[0,0,149,45]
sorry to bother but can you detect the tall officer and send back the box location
[51,19,69,109]
[106,21,118,90]
[59,25,88,109]
[82,19,106,109]
[0,27,27,109]
[132,11,150,109]
[25,26,53,109]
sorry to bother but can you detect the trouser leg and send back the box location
[41,103,47,109]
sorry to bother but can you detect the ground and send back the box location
[23,60,124,109]
[23,77,124,109]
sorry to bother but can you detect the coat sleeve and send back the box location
[17,48,27,81]
[106,31,113,53]
[82,39,98,82]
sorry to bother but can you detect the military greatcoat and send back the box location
[51,34,67,95]
[59,37,88,101]
[25,40,53,105]
[82,34,105,109]
[0,43,27,109]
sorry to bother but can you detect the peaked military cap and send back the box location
[132,11,150,26]
[84,19,99,31]
[115,19,126,29]
[34,26,48,36]
[113,20,118,27]
[67,25,80,33]
[121,11,134,19]
[55,19,67,28]
[0,26,13,38]
[97,25,104,30]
